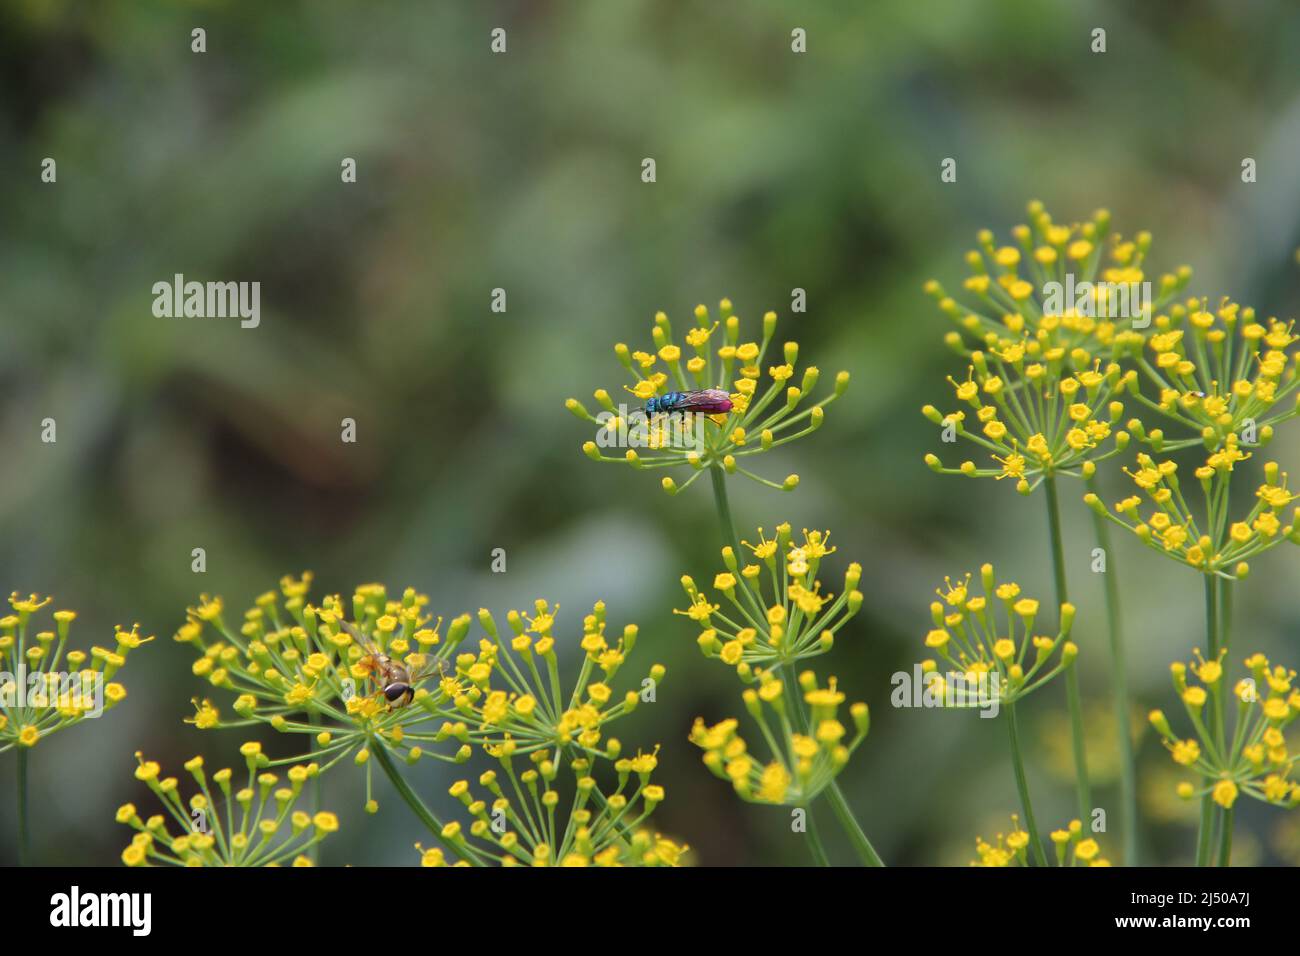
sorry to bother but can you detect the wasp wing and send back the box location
[674,388,734,414]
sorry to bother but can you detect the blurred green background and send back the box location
[3,0,1300,866]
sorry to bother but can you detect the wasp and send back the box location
[644,388,733,418]
[339,620,443,710]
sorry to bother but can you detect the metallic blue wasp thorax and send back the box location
[646,392,684,415]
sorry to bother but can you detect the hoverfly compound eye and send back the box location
[385,683,409,702]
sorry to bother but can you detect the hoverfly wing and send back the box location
[339,619,382,655]
[408,658,446,686]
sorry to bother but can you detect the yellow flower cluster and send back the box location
[678,525,863,674]
[919,202,1300,866]
[399,601,672,865]
[441,601,665,757]
[972,815,1110,867]
[1084,294,1300,581]
[0,593,148,752]
[1087,449,1300,577]
[922,202,1195,491]
[1120,297,1300,452]
[417,744,686,867]
[690,670,868,806]
[679,524,870,806]
[926,201,1190,353]
[924,353,1131,491]
[1150,652,1300,810]
[567,299,848,494]
[118,751,335,866]
[918,564,1077,706]
[175,577,665,822]
[174,575,474,785]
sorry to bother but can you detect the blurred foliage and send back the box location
[2,0,1300,865]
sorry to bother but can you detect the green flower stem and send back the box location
[308,710,322,864]
[1006,701,1048,867]
[1219,575,1233,655]
[1044,474,1091,823]
[1212,578,1229,757]
[1195,574,1218,866]
[17,749,29,867]
[1043,474,1070,603]
[803,802,831,866]
[1204,573,1219,656]
[1089,507,1137,865]
[709,464,743,558]
[1215,577,1235,863]
[1064,669,1090,822]
[1195,797,1215,867]
[1217,807,1233,867]
[370,741,473,865]
[780,662,832,867]
[822,780,885,867]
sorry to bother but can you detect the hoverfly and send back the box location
[339,620,443,710]
[644,388,733,418]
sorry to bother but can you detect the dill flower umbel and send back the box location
[921,203,1166,864]
[175,576,662,818]
[417,744,686,867]
[1149,652,1300,811]
[679,524,870,807]
[921,201,1191,491]
[404,602,673,866]
[690,670,868,806]
[174,575,475,796]
[972,815,1110,867]
[447,601,665,757]
[918,564,1077,706]
[919,566,1079,868]
[678,524,862,675]
[566,299,848,495]
[922,353,1131,492]
[0,593,149,752]
[118,752,335,866]
[925,201,1191,355]
[1086,449,1300,578]
[1119,297,1300,452]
